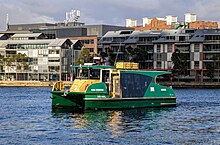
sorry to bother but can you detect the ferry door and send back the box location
[101,70,111,92]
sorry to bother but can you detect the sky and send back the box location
[0,0,220,30]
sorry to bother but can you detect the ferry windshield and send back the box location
[76,68,100,79]
[156,74,172,87]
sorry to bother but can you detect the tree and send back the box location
[0,54,4,72]
[0,53,29,80]
[76,47,93,65]
[15,53,29,80]
[3,57,15,80]
[124,46,148,62]
[171,49,188,81]
[16,53,29,72]
[206,63,214,81]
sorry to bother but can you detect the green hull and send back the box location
[84,97,176,109]
[51,91,85,109]
[51,92,176,109]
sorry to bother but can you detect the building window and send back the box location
[88,48,93,52]
[157,54,162,61]
[39,49,48,55]
[194,61,199,68]
[157,62,161,68]
[157,45,161,53]
[32,58,38,65]
[179,36,185,41]
[49,50,59,54]
[167,44,172,52]
[83,39,94,44]
[194,44,200,52]
[166,36,175,40]
[49,66,60,72]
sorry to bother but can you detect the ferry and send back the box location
[50,62,176,109]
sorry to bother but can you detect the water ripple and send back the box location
[0,87,220,144]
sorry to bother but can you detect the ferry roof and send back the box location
[71,65,115,69]
[121,70,171,78]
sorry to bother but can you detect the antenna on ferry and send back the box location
[114,42,121,66]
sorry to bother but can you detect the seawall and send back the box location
[0,81,220,88]
[0,81,72,87]
[161,82,220,89]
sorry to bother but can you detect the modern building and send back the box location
[124,30,161,69]
[84,24,133,38]
[189,29,220,82]
[185,13,197,23]
[133,13,218,30]
[142,18,152,26]
[166,15,178,25]
[69,35,98,54]
[99,30,134,65]
[0,32,83,81]
[8,23,133,38]
[126,19,137,27]
[135,18,172,31]
[189,21,218,29]
[99,29,220,82]
[31,27,87,39]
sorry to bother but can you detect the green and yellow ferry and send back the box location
[51,62,176,109]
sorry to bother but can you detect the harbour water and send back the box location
[0,87,219,145]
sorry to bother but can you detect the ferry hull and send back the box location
[84,97,176,109]
[51,92,176,109]
[51,92,85,109]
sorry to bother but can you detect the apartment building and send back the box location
[132,13,218,31]
[0,32,82,81]
[99,30,134,65]
[69,36,98,54]
[124,30,160,69]
[191,29,220,81]
[189,21,218,29]
[99,29,220,82]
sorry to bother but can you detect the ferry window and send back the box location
[76,68,101,79]
[102,70,110,82]
[77,69,89,79]
[90,69,100,79]
[120,73,153,98]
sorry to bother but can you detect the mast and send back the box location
[6,14,9,30]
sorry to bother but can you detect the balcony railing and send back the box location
[48,54,60,57]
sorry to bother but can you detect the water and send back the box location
[0,87,219,145]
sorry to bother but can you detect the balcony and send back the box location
[204,40,220,44]
[48,62,60,66]
[48,54,60,57]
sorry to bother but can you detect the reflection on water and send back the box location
[51,108,176,140]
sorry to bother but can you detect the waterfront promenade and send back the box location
[0,81,71,87]
[0,81,220,88]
